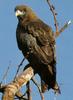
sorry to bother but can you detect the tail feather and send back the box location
[53,82,61,94]
[41,80,61,94]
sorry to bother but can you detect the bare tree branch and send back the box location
[59,20,72,34]
[1,61,11,84]
[46,0,72,38]
[14,58,25,80]
[15,91,28,100]
[31,77,44,100]
[47,0,59,37]
[0,85,28,100]
[26,82,32,100]
[2,65,34,100]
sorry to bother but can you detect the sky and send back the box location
[0,0,73,100]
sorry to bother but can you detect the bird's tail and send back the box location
[41,80,61,94]
[52,82,61,94]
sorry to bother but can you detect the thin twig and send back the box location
[15,90,28,99]
[14,58,25,80]
[59,20,72,34]
[15,91,28,100]
[0,61,11,84]
[47,0,59,37]
[22,89,28,96]
[31,77,44,100]
[26,82,32,100]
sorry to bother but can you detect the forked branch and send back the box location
[47,0,59,37]
[47,0,72,37]
[2,65,34,100]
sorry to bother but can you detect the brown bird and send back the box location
[15,5,60,94]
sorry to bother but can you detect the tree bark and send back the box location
[2,66,34,100]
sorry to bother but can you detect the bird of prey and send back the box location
[15,5,60,94]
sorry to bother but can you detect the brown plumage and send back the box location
[15,5,60,93]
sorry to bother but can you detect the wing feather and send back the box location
[25,20,56,64]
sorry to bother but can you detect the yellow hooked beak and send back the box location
[15,10,25,17]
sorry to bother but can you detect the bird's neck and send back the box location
[19,12,38,26]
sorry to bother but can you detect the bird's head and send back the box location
[15,5,38,22]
